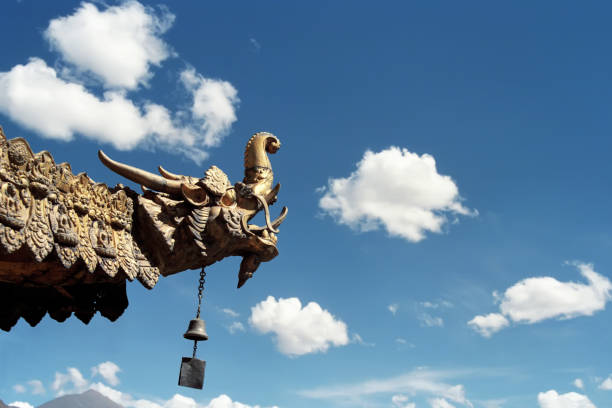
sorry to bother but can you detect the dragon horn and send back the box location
[254,194,280,233]
[158,165,184,180]
[98,150,182,195]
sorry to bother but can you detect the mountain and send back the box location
[0,401,17,408]
[37,390,123,408]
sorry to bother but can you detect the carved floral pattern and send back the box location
[0,128,159,286]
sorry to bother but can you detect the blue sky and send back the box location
[1,1,612,408]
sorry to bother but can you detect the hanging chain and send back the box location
[196,267,206,318]
[193,267,206,358]
[192,339,198,358]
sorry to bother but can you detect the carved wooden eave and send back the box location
[0,126,159,330]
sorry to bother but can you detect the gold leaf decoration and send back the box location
[0,131,147,285]
[202,165,231,197]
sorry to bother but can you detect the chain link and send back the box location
[192,339,198,358]
[196,268,206,318]
[192,267,207,358]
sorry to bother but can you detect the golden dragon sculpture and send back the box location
[0,128,287,331]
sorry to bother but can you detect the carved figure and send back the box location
[0,127,287,331]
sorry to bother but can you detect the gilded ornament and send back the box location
[0,126,287,331]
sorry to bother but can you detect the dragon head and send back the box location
[97,132,287,288]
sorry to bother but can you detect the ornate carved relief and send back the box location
[0,126,287,331]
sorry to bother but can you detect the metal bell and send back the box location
[183,318,208,341]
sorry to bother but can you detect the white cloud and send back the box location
[86,370,167,408]
[422,300,453,309]
[478,399,506,408]
[13,384,26,393]
[8,402,34,408]
[599,376,612,390]
[221,308,240,318]
[0,2,240,163]
[0,58,185,151]
[500,263,611,323]
[34,362,276,408]
[419,313,444,328]
[92,361,121,386]
[89,382,138,407]
[0,58,238,163]
[299,368,471,406]
[573,379,584,390]
[467,313,509,338]
[164,394,197,408]
[249,38,261,53]
[44,1,174,89]
[27,379,45,395]
[203,394,278,408]
[228,321,246,334]
[351,333,375,347]
[92,382,193,408]
[249,296,349,357]
[52,367,88,396]
[318,147,476,242]
[0,58,148,149]
[93,385,278,408]
[469,263,611,337]
[395,338,416,349]
[180,67,239,147]
[430,398,457,408]
[91,382,186,408]
[388,303,399,315]
[537,390,596,408]
[392,394,416,408]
